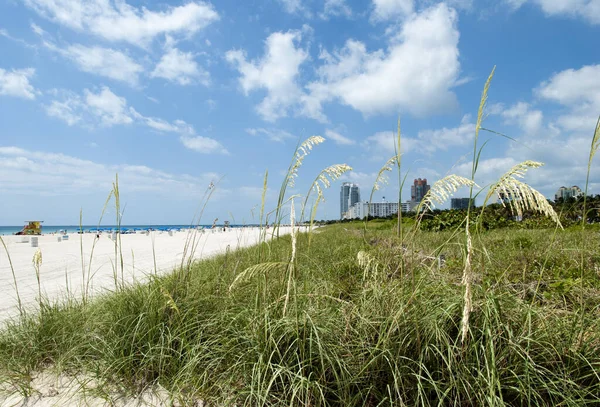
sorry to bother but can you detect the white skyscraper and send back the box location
[340,182,360,218]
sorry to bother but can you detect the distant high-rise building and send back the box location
[497,191,517,204]
[350,184,360,209]
[451,198,474,210]
[345,200,409,219]
[555,186,582,201]
[340,182,360,218]
[411,178,430,203]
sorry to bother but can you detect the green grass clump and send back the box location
[1,223,599,406]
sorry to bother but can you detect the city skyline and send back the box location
[340,179,595,220]
[340,182,361,219]
[555,185,583,201]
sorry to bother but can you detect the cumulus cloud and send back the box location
[363,131,419,161]
[536,64,600,133]
[246,128,295,143]
[276,0,309,15]
[228,4,460,124]
[180,136,230,154]
[415,115,476,153]
[339,170,379,189]
[84,87,133,126]
[151,46,209,86]
[64,45,144,84]
[500,102,545,135]
[33,27,144,84]
[363,115,474,160]
[321,0,353,19]
[24,0,220,47]
[226,30,308,122]
[303,3,460,120]
[507,0,600,24]
[47,90,92,124]
[0,68,37,99]
[0,146,219,197]
[537,64,600,106]
[324,129,355,145]
[45,87,228,154]
[371,0,414,21]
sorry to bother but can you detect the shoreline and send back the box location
[0,224,278,236]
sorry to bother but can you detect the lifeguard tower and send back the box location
[15,221,43,235]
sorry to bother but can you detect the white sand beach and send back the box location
[0,227,295,322]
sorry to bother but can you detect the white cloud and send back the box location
[321,0,353,19]
[415,115,476,153]
[226,30,308,122]
[0,68,37,99]
[371,0,414,21]
[500,102,545,135]
[339,170,378,189]
[0,146,219,197]
[138,116,196,136]
[324,129,355,145]
[277,0,306,14]
[24,0,220,47]
[32,27,144,84]
[537,65,600,106]
[45,98,84,126]
[363,115,474,158]
[304,3,460,120]
[45,86,228,154]
[363,131,419,160]
[246,128,295,142]
[180,136,229,154]
[151,47,209,86]
[30,23,44,35]
[64,45,144,84]
[536,64,600,133]
[84,87,133,126]
[507,0,600,24]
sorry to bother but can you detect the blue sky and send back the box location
[0,0,598,225]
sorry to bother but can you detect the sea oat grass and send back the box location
[1,222,599,405]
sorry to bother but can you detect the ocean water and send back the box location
[0,224,252,235]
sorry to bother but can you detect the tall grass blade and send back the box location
[462,66,495,343]
[582,115,600,229]
[1,236,23,316]
[283,199,297,317]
